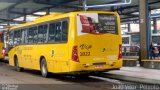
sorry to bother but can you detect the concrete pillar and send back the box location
[128,23,131,32]
[23,15,26,23]
[139,0,151,60]
[46,8,50,15]
[23,8,26,23]
[153,18,157,30]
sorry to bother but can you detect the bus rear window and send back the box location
[98,14,117,34]
[77,13,118,35]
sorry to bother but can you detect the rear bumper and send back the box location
[69,60,122,73]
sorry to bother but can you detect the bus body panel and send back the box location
[9,44,70,73]
[9,13,74,73]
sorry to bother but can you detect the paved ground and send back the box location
[1,61,159,90]
[106,67,160,85]
[0,62,114,90]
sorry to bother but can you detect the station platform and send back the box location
[105,67,160,85]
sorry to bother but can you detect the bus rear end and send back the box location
[70,12,122,72]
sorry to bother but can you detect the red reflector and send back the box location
[2,47,6,56]
[118,44,122,60]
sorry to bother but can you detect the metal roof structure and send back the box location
[0,0,159,26]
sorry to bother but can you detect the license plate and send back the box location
[94,65,104,69]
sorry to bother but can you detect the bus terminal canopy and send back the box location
[0,0,159,25]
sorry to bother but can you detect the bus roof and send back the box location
[10,11,119,30]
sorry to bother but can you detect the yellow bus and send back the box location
[0,31,5,60]
[8,11,122,77]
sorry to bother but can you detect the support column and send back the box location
[128,23,131,32]
[23,15,26,23]
[139,0,151,61]
[6,8,10,52]
[23,8,26,23]
[46,8,50,15]
[7,9,10,26]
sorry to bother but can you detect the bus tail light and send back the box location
[2,47,6,56]
[118,44,122,60]
[72,46,79,62]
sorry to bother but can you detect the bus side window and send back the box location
[38,25,48,43]
[48,23,56,43]
[28,27,38,44]
[33,27,38,43]
[14,30,22,45]
[19,30,22,44]
[62,20,68,42]
[8,31,14,49]
[55,22,62,42]
[22,28,27,44]
[43,25,48,43]
[13,30,17,45]
[28,27,34,44]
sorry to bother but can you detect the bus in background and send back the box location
[122,31,160,47]
[122,33,140,58]
[122,32,140,47]
[122,30,160,57]
[8,11,122,77]
[0,31,6,60]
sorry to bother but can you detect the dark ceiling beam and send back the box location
[121,14,160,22]
[0,0,78,24]
[119,6,160,17]
[0,0,159,24]
[33,0,76,5]
[0,0,22,3]
[121,16,137,20]
[114,0,160,11]
[121,15,160,23]
[119,10,138,16]
[105,0,120,4]
[121,18,139,23]
[0,0,28,12]
[9,10,43,17]
[0,18,25,23]
[0,0,28,25]
[123,14,139,17]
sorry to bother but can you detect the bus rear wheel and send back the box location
[40,58,49,78]
[14,57,23,72]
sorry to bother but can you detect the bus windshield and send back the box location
[77,13,118,34]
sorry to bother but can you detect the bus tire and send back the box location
[14,56,23,72]
[40,58,49,78]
